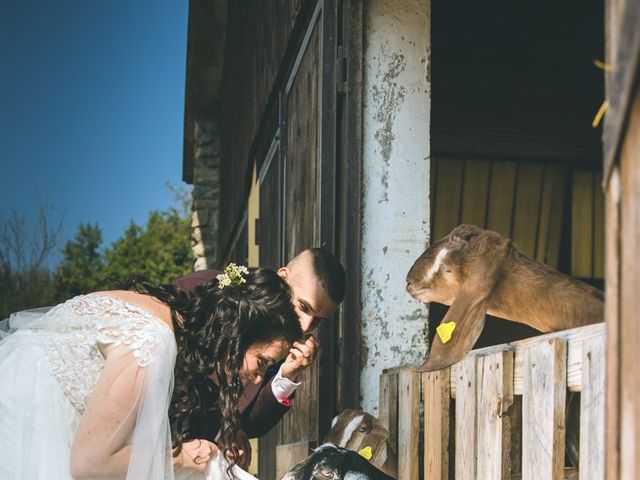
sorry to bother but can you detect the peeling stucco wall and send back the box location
[360,0,431,414]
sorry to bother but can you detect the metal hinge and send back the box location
[336,45,347,95]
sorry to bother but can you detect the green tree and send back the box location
[53,223,105,301]
[102,209,192,285]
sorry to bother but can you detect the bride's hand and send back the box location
[174,439,218,472]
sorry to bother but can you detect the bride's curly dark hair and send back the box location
[129,267,301,470]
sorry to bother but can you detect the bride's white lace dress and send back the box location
[0,294,177,479]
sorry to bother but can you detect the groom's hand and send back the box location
[281,335,319,381]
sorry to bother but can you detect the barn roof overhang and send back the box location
[182,0,227,184]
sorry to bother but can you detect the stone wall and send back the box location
[190,113,221,271]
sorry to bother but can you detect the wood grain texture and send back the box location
[571,171,595,278]
[461,160,491,228]
[618,90,640,480]
[423,369,451,480]
[379,371,399,456]
[398,369,421,480]
[476,351,514,480]
[512,163,543,258]
[432,158,464,241]
[580,334,606,480]
[604,166,621,480]
[536,165,566,269]
[276,441,310,479]
[450,323,604,397]
[521,339,567,480]
[455,355,477,480]
[486,162,517,238]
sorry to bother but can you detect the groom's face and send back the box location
[278,261,337,333]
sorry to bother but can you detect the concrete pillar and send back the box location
[360,0,431,413]
[191,113,221,270]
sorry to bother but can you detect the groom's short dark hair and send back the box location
[308,247,346,304]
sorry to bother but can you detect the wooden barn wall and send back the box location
[430,159,605,280]
[219,0,304,255]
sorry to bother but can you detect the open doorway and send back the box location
[428,0,605,348]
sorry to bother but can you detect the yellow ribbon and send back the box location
[436,321,456,344]
[358,446,373,460]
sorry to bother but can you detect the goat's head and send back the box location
[282,444,395,480]
[323,409,396,477]
[406,224,513,371]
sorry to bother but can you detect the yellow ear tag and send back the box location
[358,446,373,460]
[436,321,456,344]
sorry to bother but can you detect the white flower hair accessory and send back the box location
[216,263,250,289]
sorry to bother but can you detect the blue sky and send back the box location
[0,1,190,265]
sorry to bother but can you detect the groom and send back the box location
[173,247,346,462]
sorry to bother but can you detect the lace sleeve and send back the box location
[70,325,177,479]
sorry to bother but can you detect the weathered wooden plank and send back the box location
[398,368,421,480]
[461,160,491,228]
[605,166,621,480]
[510,396,523,476]
[536,165,566,269]
[571,171,595,278]
[450,323,604,397]
[379,371,399,456]
[522,339,567,480]
[512,163,544,258]
[423,369,451,480]
[276,441,310,480]
[618,91,640,480]
[455,355,477,480]
[432,158,464,241]
[477,351,514,480]
[279,17,321,446]
[593,172,605,279]
[545,165,567,270]
[580,334,606,480]
[398,369,421,476]
[486,161,517,238]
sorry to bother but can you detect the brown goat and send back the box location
[323,409,397,478]
[406,224,604,371]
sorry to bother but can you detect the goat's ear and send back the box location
[417,286,489,372]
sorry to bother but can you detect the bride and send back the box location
[0,265,301,479]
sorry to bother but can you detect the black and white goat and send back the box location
[406,224,604,371]
[283,410,397,480]
[281,444,394,480]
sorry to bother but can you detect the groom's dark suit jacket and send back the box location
[173,270,291,440]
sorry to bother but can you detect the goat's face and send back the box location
[282,444,395,480]
[407,224,512,371]
[406,237,461,305]
[323,409,395,476]
[406,224,505,303]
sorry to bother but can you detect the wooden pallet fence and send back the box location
[379,323,605,480]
